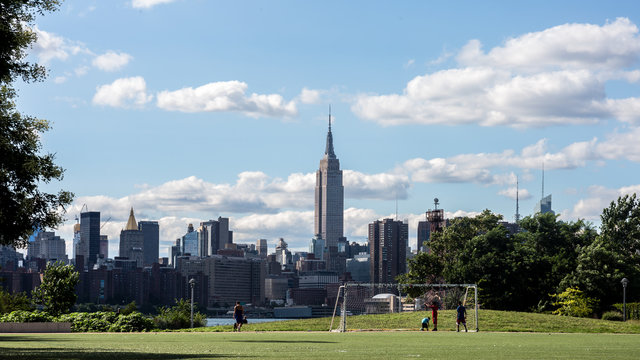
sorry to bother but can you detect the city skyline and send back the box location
[17,1,640,257]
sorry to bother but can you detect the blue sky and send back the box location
[19,0,640,257]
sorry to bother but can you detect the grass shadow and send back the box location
[0,335,70,342]
[0,347,243,359]
[228,339,336,344]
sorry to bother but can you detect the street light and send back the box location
[189,278,196,328]
[621,278,629,322]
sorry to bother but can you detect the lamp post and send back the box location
[621,278,629,322]
[189,278,196,328]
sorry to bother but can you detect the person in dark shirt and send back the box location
[456,301,467,332]
[233,301,244,332]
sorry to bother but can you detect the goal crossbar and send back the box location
[330,282,479,332]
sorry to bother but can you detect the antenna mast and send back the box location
[515,176,521,224]
[541,162,545,200]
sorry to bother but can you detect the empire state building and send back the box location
[314,112,344,249]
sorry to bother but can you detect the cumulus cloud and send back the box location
[498,187,532,201]
[458,18,640,71]
[92,51,133,71]
[353,18,640,128]
[156,81,298,118]
[92,76,153,108]
[298,88,323,104]
[568,184,640,220]
[31,26,90,64]
[132,0,179,8]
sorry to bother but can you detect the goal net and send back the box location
[329,283,478,332]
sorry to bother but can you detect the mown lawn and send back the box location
[1,331,639,359]
[188,309,640,333]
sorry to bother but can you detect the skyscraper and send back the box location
[99,235,108,259]
[139,220,159,266]
[119,208,144,268]
[369,218,408,284]
[80,211,100,269]
[199,217,233,256]
[314,111,344,253]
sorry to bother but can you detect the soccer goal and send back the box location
[329,283,479,332]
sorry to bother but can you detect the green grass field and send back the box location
[189,309,640,333]
[2,331,640,359]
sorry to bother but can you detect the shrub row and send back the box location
[0,310,153,332]
[613,303,640,320]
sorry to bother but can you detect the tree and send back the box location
[599,194,640,255]
[0,288,33,313]
[32,262,79,315]
[0,0,72,248]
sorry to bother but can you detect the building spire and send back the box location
[324,105,336,158]
[125,207,138,231]
[541,161,545,200]
[515,175,521,224]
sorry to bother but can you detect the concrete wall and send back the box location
[0,322,71,333]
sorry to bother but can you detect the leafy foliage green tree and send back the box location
[0,288,33,313]
[0,0,72,248]
[561,195,640,311]
[32,262,79,316]
[154,299,207,330]
[400,209,598,311]
[552,287,598,318]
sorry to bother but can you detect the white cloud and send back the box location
[498,187,532,201]
[92,51,133,71]
[74,66,89,76]
[132,0,179,9]
[156,81,298,118]
[32,26,90,64]
[53,76,66,84]
[353,18,640,128]
[458,18,640,71]
[568,184,640,220]
[92,76,153,108]
[298,88,322,104]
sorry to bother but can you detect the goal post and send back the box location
[329,283,479,332]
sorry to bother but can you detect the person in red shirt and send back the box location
[425,300,439,331]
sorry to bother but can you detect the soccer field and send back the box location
[1,331,639,359]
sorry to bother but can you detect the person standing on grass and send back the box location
[425,300,439,331]
[456,301,468,332]
[233,301,244,332]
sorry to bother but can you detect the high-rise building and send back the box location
[181,224,198,256]
[257,239,268,258]
[81,211,100,268]
[139,221,159,266]
[275,238,292,269]
[309,235,325,260]
[27,231,68,263]
[72,223,82,261]
[119,208,144,268]
[99,235,108,260]
[534,194,554,214]
[199,217,233,256]
[369,218,408,284]
[314,111,344,267]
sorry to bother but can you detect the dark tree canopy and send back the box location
[0,0,71,247]
[401,210,602,312]
[0,0,61,84]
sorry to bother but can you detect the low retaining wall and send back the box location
[0,322,71,333]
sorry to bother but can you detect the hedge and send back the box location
[613,303,640,320]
